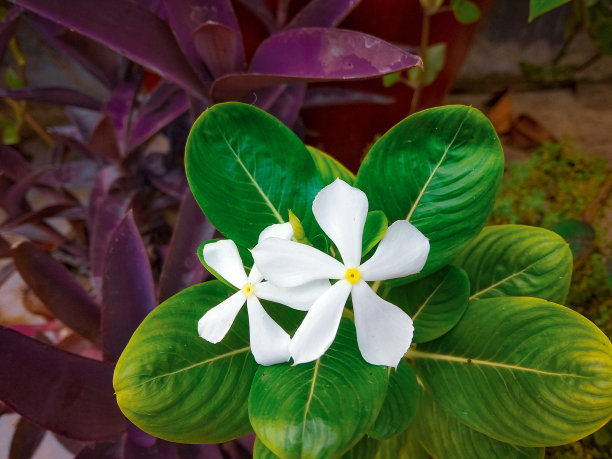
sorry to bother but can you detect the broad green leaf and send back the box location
[307,145,355,186]
[453,225,573,304]
[114,281,257,443]
[255,434,380,459]
[416,388,544,458]
[451,0,481,24]
[382,265,469,343]
[411,297,612,447]
[356,105,504,282]
[529,0,571,21]
[375,427,427,459]
[551,219,595,257]
[368,361,419,439]
[362,210,388,257]
[249,319,389,458]
[186,102,323,249]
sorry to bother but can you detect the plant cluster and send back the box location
[114,102,612,458]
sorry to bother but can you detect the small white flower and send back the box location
[252,180,430,367]
[198,223,329,366]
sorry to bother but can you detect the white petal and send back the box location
[258,222,294,242]
[289,280,352,364]
[248,265,264,284]
[351,281,414,367]
[246,296,291,365]
[251,238,344,287]
[256,279,331,311]
[360,220,429,281]
[198,291,245,343]
[203,240,248,288]
[312,179,367,267]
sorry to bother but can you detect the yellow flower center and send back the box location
[242,282,256,298]
[344,267,361,285]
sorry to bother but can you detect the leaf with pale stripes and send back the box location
[368,360,419,439]
[416,388,544,458]
[254,434,380,458]
[453,225,573,304]
[249,319,388,458]
[374,427,427,459]
[382,265,469,343]
[355,105,504,283]
[411,297,612,447]
[113,281,257,443]
[307,145,355,186]
[186,102,324,249]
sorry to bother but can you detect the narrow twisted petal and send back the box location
[198,291,246,344]
[203,239,248,288]
[256,279,331,311]
[250,222,295,282]
[258,222,294,242]
[360,220,430,281]
[246,296,291,365]
[252,238,344,287]
[312,179,368,267]
[289,280,352,364]
[351,281,414,367]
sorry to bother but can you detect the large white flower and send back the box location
[198,223,329,366]
[252,179,430,367]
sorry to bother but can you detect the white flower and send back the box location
[198,223,329,366]
[251,179,430,367]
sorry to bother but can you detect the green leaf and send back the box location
[356,106,504,283]
[186,102,324,249]
[588,1,612,56]
[416,388,544,458]
[0,118,19,144]
[375,427,428,459]
[551,218,595,257]
[288,210,312,246]
[451,0,481,24]
[362,211,388,257]
[307,145,355,186]
[453,225,573,304]
[113,281,258,443]
[529,0,571,21]
[368,361,419,439]
[254,437,278,459]
[249,319,389,458]
[383,266,469,343]
[422,43,446,86]
[382,71,401,88]
[255,434,380,459]
[411,297,612,447]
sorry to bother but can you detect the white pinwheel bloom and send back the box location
[198,223,329,366]
[251,180,430,367]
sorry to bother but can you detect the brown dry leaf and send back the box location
[509,114,557,149]
[487,92,513,135]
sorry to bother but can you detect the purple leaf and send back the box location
[103,75,142,154]
[0,6,23,63]
[88,115,121,161]
[0,234,11,258]
[0,327,126,440]
[127,82,189,151]
[101,212,156,362]
[302,86,395,107]
[124,439,179,459]
[16,0,208,98]
[158,193,214,302]
[1,169,47,216]
[176,444,223,459]
[2,203,79,232]
[88,166,130,298]
[286,0,362,29]
[210,27,422,100]
[3,222,66,248]
[236,434,255,453]
[75,441,122,459]
[233,0,277,34]
[0,145,31,182]
[127,423,156,448]
[29,14,122,88]
[38,160,99,188]
[9,416,46,459]
[265,83,306,127]
[193,22,245,79]
[11,241,101,344]
[0,87,103,110]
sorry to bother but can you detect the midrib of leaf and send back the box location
[469,264,534,301]
[122,346,251,391]
[222,134,284,224]
[407,349,588,378]
[301,358,321,445]
[412,275,446,321]
[405,114,467,222]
